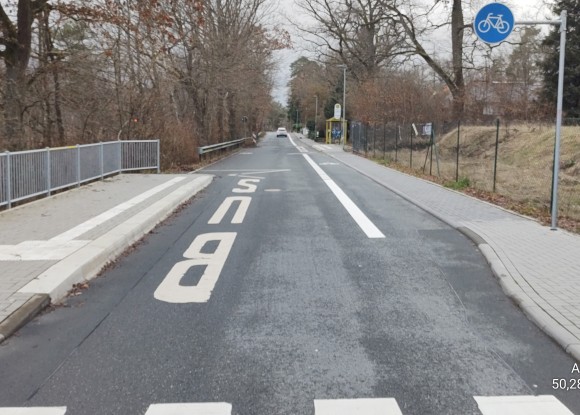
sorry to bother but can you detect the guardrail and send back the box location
[198,138,246,158]
[0,140,160,209]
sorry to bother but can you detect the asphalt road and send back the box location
[1,132,579,415]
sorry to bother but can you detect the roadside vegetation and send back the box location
[364,123,580,233]
[0,0,288,170]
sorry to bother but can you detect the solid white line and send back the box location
[201,169,291,173]
[314,398,402,415]
[302,155,385,238]
[474,395,574,415]
[0,408,67,415]
[51,177,186,242]
[145,403,232,415]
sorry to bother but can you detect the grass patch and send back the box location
[444,177,471,190]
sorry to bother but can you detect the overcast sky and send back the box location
[270,0,554,105]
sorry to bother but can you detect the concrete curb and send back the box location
[0,175,213,344]
[327,151,580,362]
[0,294,50,344]
[18,175,213,303]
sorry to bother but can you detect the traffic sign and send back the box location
[474,3,514,44]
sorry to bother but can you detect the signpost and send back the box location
[334,104,341,120]
[473,3,567,230]
[474,3,514,44]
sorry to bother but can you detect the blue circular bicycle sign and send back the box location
[474,3,514,44]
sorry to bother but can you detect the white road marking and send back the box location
[51,177,186,242]
[264,189,281,192]
[297,146,308,153]
[319,162,339,166]
[240,152,253,155]
[302,155,385,239]
[0,240,89,261]
[288,133,384,238]
[0,409,67,415]
[202,169,290,174]
[154,232,236,303]
[208,197,251,224]
[145,403,232,415]
[287,135,299,147]
[474,395,574,415]
[233,179,260,193]
[314,398,403,415]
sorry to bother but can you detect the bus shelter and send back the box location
[325,117,347,144]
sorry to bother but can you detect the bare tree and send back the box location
[384,0,468,117]
[295,0,405,81]
[0,0,50,149]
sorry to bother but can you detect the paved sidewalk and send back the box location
[302,137,580,361]
[0,173,212,342]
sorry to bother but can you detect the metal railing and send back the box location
[198,138,246,158]
[0,140,160,209]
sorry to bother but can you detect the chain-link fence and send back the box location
[349,120,580,223]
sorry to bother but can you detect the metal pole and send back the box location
[46,148,51,196]
[156,139,161,173]
[551,10,567,230]
[434,125,440,177]
[383,122,386,162]
[456,121,460,182]
[342,67,347,145]
[295,110,298,131]
[314,95,318,140]
[5,151,11,209]
[100,142,104,179]
[410,127,413,169]
[493,118,500,192]
[373,125,377,158]
[396,126,399,163]
[429,126,434,176]
[76,144,81,187]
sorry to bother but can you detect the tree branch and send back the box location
[0,3,16,39]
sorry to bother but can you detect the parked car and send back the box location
[276,127,287,137]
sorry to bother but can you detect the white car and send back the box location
[276,127,287,137]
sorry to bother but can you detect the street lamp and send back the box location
[314,95,318,140]
[295,109,299,132]
[338,64,347,145]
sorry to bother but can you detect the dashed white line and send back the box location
[314,398,403,415]
[0,408,67,415]
[474,395,574,415]
[145,403,232,415]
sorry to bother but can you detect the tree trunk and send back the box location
[4,64,25,150]
[1,0,36,150]
[450,0,465,118]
